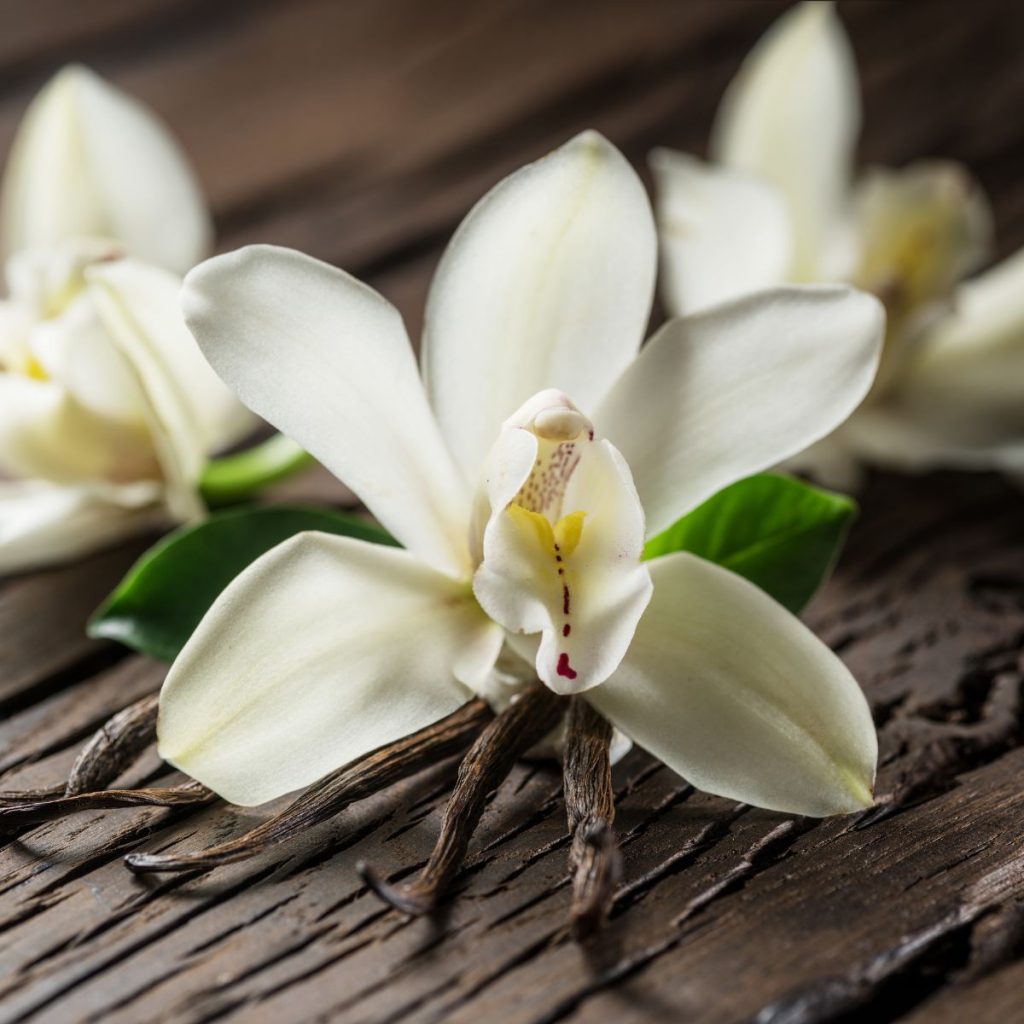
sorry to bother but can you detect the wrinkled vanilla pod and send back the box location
[0,694,216,827]
[361,682,565,915]
[563,697,620,939]
[125,698,493,874]
[0,780,215,827]
[65,693,160,794]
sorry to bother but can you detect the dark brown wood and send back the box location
[1,1,1023,1021]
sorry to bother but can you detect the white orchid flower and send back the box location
[0,67,252,575]
[159,131,883,821]
[651,1,1023,488]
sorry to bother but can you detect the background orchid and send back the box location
[98,131,887,927]
[651,1,1024,489]
[0,66,261,575]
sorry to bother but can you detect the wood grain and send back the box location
[1,1,1023,1021]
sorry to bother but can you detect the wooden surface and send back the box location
[3,1,1024,1021]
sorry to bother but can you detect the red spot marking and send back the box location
[562,585,570,614]
[557,653,577,679]
[588,429,595,441]
[562,624,571,637]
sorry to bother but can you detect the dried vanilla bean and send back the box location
[0,693,160,808]
[125,698,494,874]
[361,681,565,915]
[0,780,215,827]
[563,697,620,940]
[65,693,160,795]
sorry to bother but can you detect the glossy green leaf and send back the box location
[89,505,397,662]
[643,473,856,613]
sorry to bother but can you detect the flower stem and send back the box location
[125,698,494,874]
[360,682,565,915]
[564,697,620,940]
[200,434,315,508]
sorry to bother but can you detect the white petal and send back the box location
[182,245,471,577]
[86,259,255,455]
[711,2,859,277]
[0,479,161,576]
[422,131,657,482]
[650,149,792,315]
[588,553,877,817]
[85,262,206,521]
[843,248,1024,472]
[158,532,503,806]
[1,66,210,273]
[471,392,651,695]
[778,434,867,493]
[597,286,884,538]
[0,342,157,486]
[850,161,994,373]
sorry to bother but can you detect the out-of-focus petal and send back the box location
[650,149,792,315]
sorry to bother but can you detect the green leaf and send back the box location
[89,505,397,662]
[642,474,856,613]
[200,434,316,507]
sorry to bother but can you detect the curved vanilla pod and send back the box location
[0,780,215,827]
[564,697,621,940]
[125,698,494,874]
[0,693,159,808]
[360,682,565,915]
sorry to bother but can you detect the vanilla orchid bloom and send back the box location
[651,1,1024,488]
[0,67,253,575]
[160,131,883,818]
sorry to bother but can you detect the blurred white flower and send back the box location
[651,1,1024,487]
[157,132,881,818]
[0,67,252,575]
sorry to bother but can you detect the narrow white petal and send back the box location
[182,245,472,577]
[711,2,859,277]
[650,149,792,315]
[0,479,161,576]
[597,286,884,538]
[87,259,256,455]
[588,553,877,817]
[1,65,210,273]
[422,131,657,482]
[158,533,503,806]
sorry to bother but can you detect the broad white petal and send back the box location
[1,66,210,273]
[182,245,471,577]
[158,532,503,806]
[588,553,877,817]
[650,149,792,315]
[711,2,859,277]
[842,246,1024,472]
[597,286,884,538]
[474,423,652,695]
[422,131,657,481]
[0,479,161,576]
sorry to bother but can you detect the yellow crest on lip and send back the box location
[506,504,586,559]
